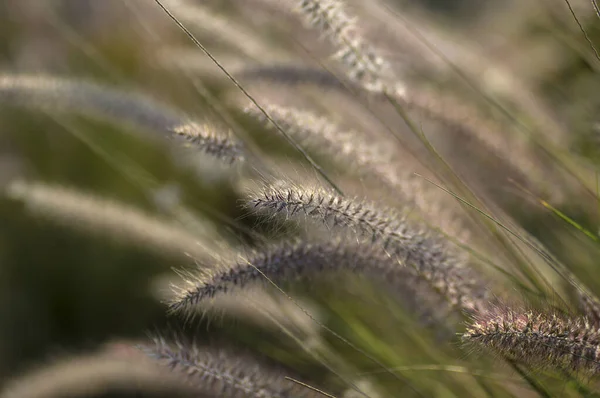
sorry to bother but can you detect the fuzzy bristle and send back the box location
[170,233,486,322]
[291,0,398,93]
[143,336,328,397]
[0,351,202,398]
[171,122,245,164]
[463,309,600,374]
[244,103,472,243]
[249,184,463,273]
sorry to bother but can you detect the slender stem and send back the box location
[153,0,343,196]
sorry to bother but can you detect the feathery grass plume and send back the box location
[462,308,600,375]
[152,1,343,194]
[249,180,486,315]
[244,103,472,243]
[4,180,216,261]
[170,238,485,326]
[242,69,563,208]
[248,182,467,280]
[238,58,536,169]
[358,0,570,143]
[226,67,391,141]
[239,61,558,204]
[172,122,244,164]
[0,74,244,163]
[291,0,398,93]
[0,352,203,398]
[154,275,322,339]
[143,335,330,397]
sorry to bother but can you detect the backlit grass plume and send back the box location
[0,352,202,398]
[170,239,395,312]
[143,335,329,397]
[291,0,398,93]
[462,308,600,375]
[0,74,244,163]
[249,183,462,274]
[170,237,487,324]
[4,180,213,261]
[244,102,472,242]
[154,275,323,339]
[172,122,244,164]
[245,183,488,314]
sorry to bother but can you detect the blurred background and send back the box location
[1,0,600,395]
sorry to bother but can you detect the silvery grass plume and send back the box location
[143,336,330,397]
[0,74,244,164]
[248,185,478,309]
[0,352,203,398]
[4,180,215,261]
[240,62,561,206]
[284,0,543,187]
[344,0,574,179]
[172,122,243,165]
[243,67,557,204]
[244,182,489,314]
[244,102,472,244]
[153,275,323,340]
[356,0,570,144]
[462,308,600,375]
[169,237,485,330]
[291,0,399,93]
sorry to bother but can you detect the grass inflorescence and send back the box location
[463,308,600,376]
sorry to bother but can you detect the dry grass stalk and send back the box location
[291,0,399,93]
[245,183,489,314]
[170,237,487,320]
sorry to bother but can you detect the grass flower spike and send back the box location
[463,309,600,375]
[144,336,328,397]
[293,0,397,92]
